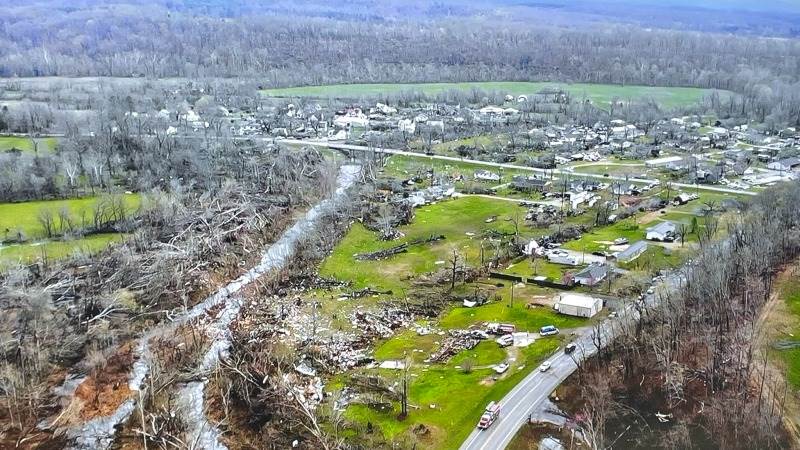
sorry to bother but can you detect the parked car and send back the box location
[540,325,559,336]
[613,237,629,245]
[493,363,509,374]
[496,335,514,347]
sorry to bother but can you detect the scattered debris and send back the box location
[355,235,445,260]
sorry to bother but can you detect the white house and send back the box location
[645,156,684,168]
[554,293,603,318]
[767,157,800,172]
[646,221,676,241]
[547,254,579,266]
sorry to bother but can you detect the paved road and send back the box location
[459,271,683,450]
[281,138,757,196]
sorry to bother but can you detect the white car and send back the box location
[493,363,510,374]
[646,287,655,295]
[496,335,514,347]
[539,361,552,372]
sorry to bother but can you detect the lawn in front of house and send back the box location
[439,281,585,331]
[502,257,578,282]
[561,217,647,253]
[381,154,530,187]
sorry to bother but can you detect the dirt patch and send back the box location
[638,209,667,224]
[71,342,136,422]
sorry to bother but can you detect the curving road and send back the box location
[459,271,683,450]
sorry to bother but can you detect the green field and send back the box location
[440,282,585,331]
[261,82,718,108]
[346,337,561,449]
[772,273,800,389]
[0,136,59,153]
[319,196,527,292]
[0,233,126,266]
[0,193,141,240]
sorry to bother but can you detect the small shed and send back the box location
[554,293,603,318]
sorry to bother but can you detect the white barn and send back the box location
[554,293,603,318]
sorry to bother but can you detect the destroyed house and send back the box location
[474,169,501,182]
[569,180,602,192]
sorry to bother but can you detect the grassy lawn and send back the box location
[618,245,689,273]
[374,330,441,364]
[503,257,575,281]
[770,272,800,389]
[0,193,141,240]
[430,135,502,155]
[261,82,719,109]
[382,154,529,185]
[319,196,526,293]
[0,136,59,153]
[568,163,647,178]
[440,282,585,331]
[0,233,126,267]
[345,337,562,449]
[562,218,646,253]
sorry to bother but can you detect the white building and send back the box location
[474,170,501,182]
[645,156,684,168]
[646,221,676,241]
[554,293,603,318]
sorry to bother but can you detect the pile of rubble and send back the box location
[427,330,483,363]
[355,234,445,261]
[350,307,415,338]
[525,204,561,225]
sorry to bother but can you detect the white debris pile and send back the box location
[427,330,482,363]
[283,373,325,409]
[350,307,415,338]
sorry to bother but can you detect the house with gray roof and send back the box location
[615,241,648,263]
[646,221,676,241]
[573,263,610,286]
